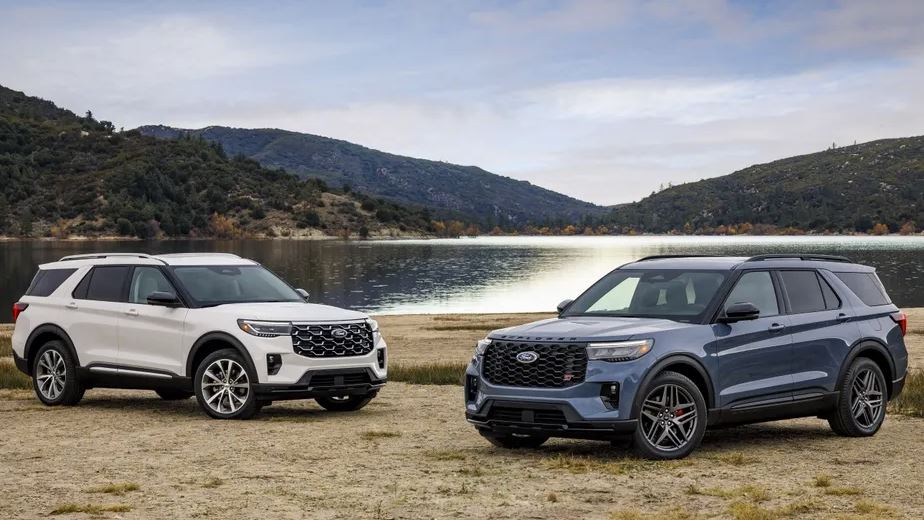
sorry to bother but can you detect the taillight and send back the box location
[891,311,907,336]
[12,302,28,323]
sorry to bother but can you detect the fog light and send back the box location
[466,375,479,402]
[377,348,386,369]
[600,382,620,409]
[266,354,282,375]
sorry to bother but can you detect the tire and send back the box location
[155,389,194,401]
[633,371,707,460]
[828,357,887,437]
[32,340,85,407]
[193,349,259,420]
[315,391,377,412]
[478,430,548,449]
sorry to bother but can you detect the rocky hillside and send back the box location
[0,85,435,239]
[606,136,924,234]
[137,125,603,226]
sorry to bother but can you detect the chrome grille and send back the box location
[291,322,374,358]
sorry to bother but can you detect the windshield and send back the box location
[562,269,727,321]
[171,265,303,306]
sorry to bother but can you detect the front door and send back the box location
[116,266,188,376]
[711,270,794,408]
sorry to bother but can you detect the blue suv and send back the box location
[465,255,909,459]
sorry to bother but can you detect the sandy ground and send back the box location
[0,312,922,519]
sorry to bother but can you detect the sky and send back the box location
[1,0,923,205]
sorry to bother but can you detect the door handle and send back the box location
[65,302,78,310]
[125,308,139,317]
[768,323,786,332]
[836,313,850,323]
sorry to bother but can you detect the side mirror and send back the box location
[295,288,310,301]
[557,299,574,314]
[147,291,181,307]
[720,302,760,323]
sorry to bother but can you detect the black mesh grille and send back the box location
[489,406,567,425]
[292,322,374,358]
[309,371,371,387]
[482,341,587,388]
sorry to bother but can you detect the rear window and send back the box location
[25,269,77,297]
[834,272,891,306]
[75,266,131,302]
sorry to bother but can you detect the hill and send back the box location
[137,125,603,226]
[606,136,924,234]
[0,85,437,239]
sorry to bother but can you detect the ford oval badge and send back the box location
[516,351,539,364]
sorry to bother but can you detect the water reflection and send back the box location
[2,236,924,321]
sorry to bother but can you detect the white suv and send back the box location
[10,253,387,419]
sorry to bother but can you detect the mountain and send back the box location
[0,85,437,239]
[136,125,603,226]
[606,136,924,234]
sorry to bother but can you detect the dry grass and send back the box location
[424,449,468,461]
[360,430,402,441]
[50,503,132,516]
[706,451,759,466]
[687,484,770,503]
[890,369,924,417]
[387,362,466,385]
[813,473,832,488]
[543,454,689,476]
[0,360,30,390]
[0,335,11,358]
[87,482,139,496]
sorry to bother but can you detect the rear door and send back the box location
[116,266,189,376]
[67,266,131,368]
[778,269,856,397]
[711,270,794,408]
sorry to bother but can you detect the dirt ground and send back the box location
[0,312,922,519]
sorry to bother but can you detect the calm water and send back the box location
[2,236,924,321]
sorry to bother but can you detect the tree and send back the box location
[870,223,889,236]
[19,209,33,236]
[899,221,916,235]
[0,195,9,234]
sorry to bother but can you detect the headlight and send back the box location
[474,338,491,357]
[586,339,653,361]
[366,318,379,332]
[237,319,292,337]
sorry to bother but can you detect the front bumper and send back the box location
[466,399,637,440]
[252,367,386,401]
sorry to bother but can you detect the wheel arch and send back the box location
[24,324,80,376]
[838,339,895,399]
[186,332,258,379]
[631,354,715,419]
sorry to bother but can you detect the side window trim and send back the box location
[817,271,842,310]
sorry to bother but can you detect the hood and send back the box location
[205,302,368,322]
[488,316,697,342]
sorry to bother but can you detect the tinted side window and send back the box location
[725,271,779,317]
[780,270,826,314]
[818,275,841,310]
[83,266,131,302]
[835,272,891,306]
[25,269,77,297]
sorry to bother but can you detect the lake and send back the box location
[2,235,924,321]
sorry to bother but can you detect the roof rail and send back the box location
[745,254,852,263]
[636,255,718,262]
[156,253,241,259]
[58,253,168,265]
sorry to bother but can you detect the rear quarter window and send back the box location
[834,272,891,306]
[25,269,77,297]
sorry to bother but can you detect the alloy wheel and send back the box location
[36,350,66,400]
[639,383,699,452]
[850,368,884,429]
[200,359,251,414]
